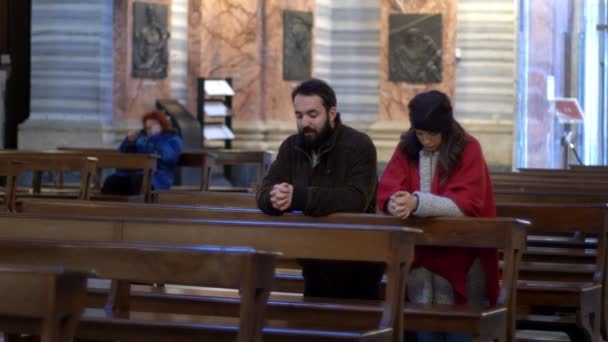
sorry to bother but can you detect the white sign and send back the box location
[204,101,231,117]
[204,124,235,140]
[204,80,235,96]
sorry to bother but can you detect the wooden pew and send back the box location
[493,182,608,194]
[15,198,527,341]
[59,147,216,192]
[491,173,608,183]
[491,171,608,194]
[91,153,157,202]
[0,213,418,342]
[497,203,607,341]
[493,169,608,179]
[208,149,272,191]
[52,148,157,202]
[152,190,257,207]
[176,150,216,191]
[492,175,608,187]
[59,147,272,193]
[0,265,89,342]
[0,151,97,201]
[0,238,281,342]
[520,168,608,175]
[161,149,270,192]
[495,190,608,204]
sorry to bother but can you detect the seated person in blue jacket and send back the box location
[102,110,183,195]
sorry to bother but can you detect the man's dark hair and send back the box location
[291,78,337,113]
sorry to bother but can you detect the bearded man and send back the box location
[256,78,382,300]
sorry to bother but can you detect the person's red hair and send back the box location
[141,111,171,132]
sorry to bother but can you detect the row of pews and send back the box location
[0,148,272,210]
[0,149,604,341]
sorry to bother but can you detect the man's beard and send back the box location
[299,117,333,151]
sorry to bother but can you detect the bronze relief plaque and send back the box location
[389,14,442,83]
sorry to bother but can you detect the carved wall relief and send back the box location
[389,14,442,83]
[283,10,313,81]
[132,2,170,79]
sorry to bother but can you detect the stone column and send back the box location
[314,0,381,123]
[19,0,114,149]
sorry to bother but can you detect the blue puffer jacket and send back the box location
[118,131,183,190]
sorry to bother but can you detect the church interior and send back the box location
[0,0,606,341]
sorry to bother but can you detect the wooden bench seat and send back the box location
[0,265,89,342]
[78,308,392,342]
[84,280,507,340]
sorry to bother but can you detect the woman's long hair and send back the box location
[398,120,470,185]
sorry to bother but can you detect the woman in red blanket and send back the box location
[377,90,497,342]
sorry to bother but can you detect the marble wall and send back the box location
[187,0,314,123]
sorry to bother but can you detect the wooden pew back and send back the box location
[495,190,608,204]
[0,212,419,341]
[54,148,158,201]
[153,190,257,207]
[0,238,278,342]
[0,151,97,200]
[0,160,21,212]
[15,198,528,340]
[59,147,271,192]
[498,203,607,280]
[0,265,89,342]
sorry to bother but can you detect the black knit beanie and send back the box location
[408,90,454,133]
